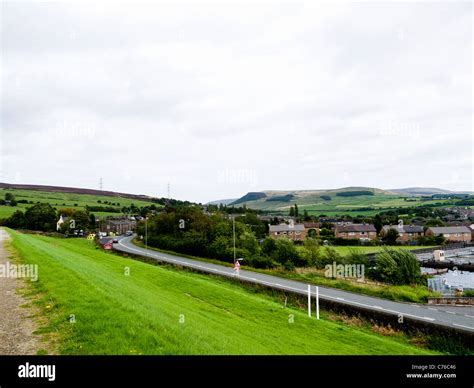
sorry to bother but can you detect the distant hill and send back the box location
[210,186,471,215]
[219,187,390,212]
[206,198,238,206]
[0,182,152,201]
[389,187,474,196]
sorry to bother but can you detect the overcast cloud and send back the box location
[1,2,472,203]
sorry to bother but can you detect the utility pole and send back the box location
[99,177,103,190]
[233,214,236,264]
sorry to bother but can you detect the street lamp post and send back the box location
[233,214,236,264]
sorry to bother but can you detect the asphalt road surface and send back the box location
[113,235,474,334]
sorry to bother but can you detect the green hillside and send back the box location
[0,188,157,219]
[229,187,452,215]
[6,229,436,355]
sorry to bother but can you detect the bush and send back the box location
[2,210,26,228]
[247,255,276,269]
[463,289,474,297]
[273,238,302,266]
[345,248,370,267]
[24,203,57,231]
[262,237,277,257]
[318,247,344,267]
[370,249,423,285]
[301,238,322,267]
[283,260,295,271]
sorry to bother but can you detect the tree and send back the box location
[370,249,423,285]
[239,231,260,255]
[301,238,321,267]
[294,204,299,218]
[3,210,26,229]
[262,237,277,257]
[89,213,96,229]
[24,203,57,231]
[303,209,310,221]
[425,218,445,227]
[5,193,14,201]
[274,238,301,266]
[289,206,295,217]
[374,214,383,234]
[384,228,400,245]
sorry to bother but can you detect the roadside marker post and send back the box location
[307,284,311,317]
[316,286,320,320]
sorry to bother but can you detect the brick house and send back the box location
[269,224,307,241]
[425,226,472,243]
[101,218,136,235]
[380,225,424,243]
[334,224,377,241]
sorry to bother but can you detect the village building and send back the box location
[56,215,69,231]
[380,225,424,243]
[100,218,137,235]
[269,224,307,241]
[425,226,472,243]
[334,224,377,241]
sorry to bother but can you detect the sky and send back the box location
[1,1,472,203]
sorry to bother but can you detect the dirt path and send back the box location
[0,229,42,355]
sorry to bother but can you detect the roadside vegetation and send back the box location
[5,228,439,355]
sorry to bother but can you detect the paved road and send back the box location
[113,235,474,334]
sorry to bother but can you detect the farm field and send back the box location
[231,187,453,215]
[0,188,158,219]
[5,229,436,355]
[307,245,436,256]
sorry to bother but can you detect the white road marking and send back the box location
[446,311,456,315]
[428,308,438,311]
[464,314,474,318]
[116,238,440,325]
[453,323,474,330]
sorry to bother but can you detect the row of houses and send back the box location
[56,215,137,235]
[268,222,474,243]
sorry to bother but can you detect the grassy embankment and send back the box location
[5,228,437,355]
[0,188,157,219]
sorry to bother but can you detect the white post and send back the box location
[307,284,311,317]
[315,286,320,320]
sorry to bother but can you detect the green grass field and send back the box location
[233,188,452,215]
[303,245,435,256]
[5,229,436,355]
[0,188,157,219]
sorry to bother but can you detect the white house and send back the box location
[56,215,69,231]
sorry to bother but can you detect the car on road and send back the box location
[112,238,119,243]
[125,231,133,236]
